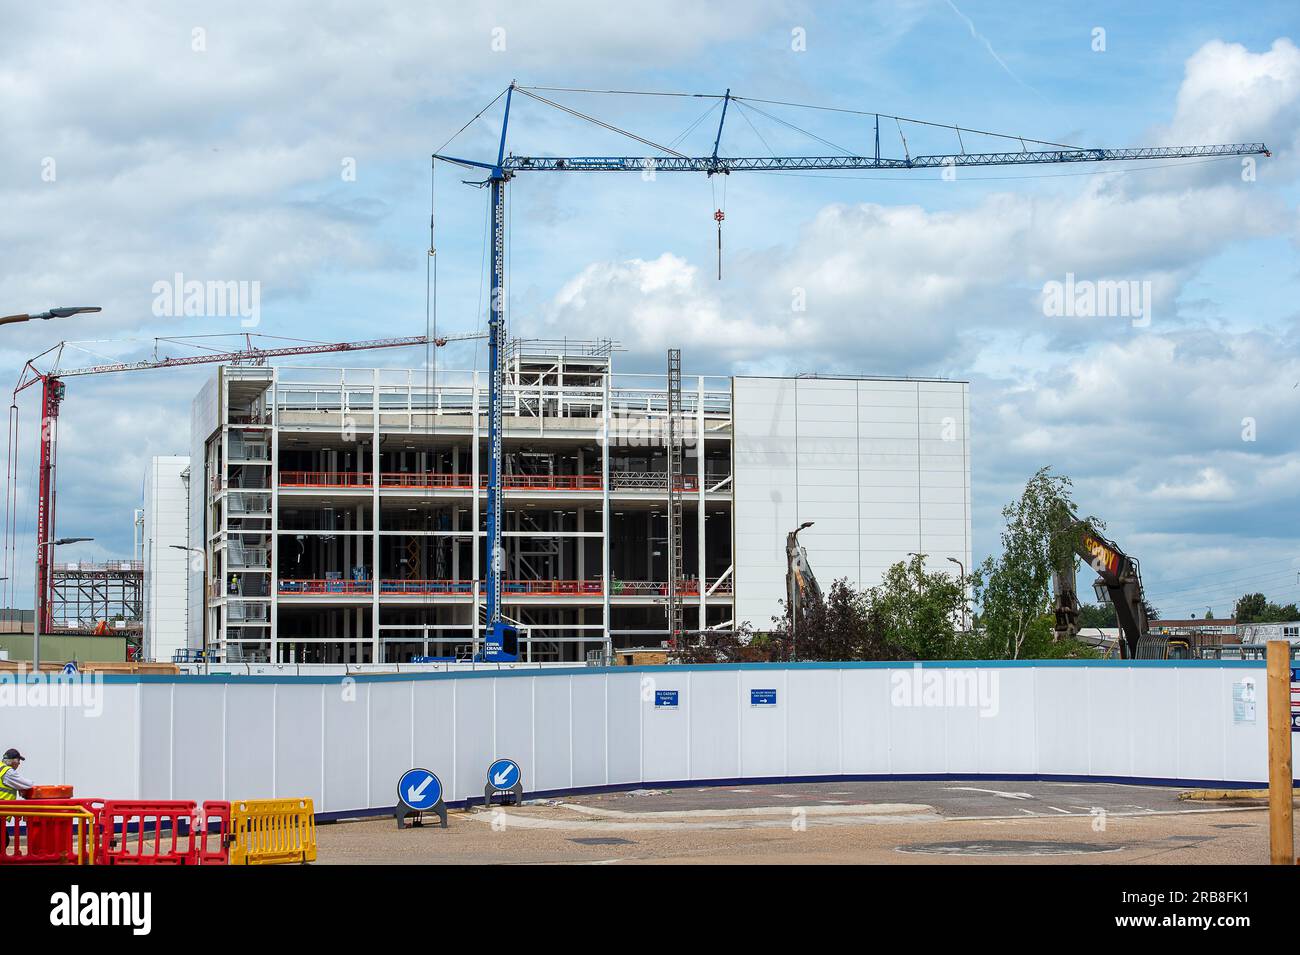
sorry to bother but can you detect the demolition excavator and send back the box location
[786,521,823,622]
[1051,516,1155,659]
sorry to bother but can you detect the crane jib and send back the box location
[502,144,1267,175]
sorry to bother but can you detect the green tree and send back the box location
[1076,602,1116,628]
[1017,612,1100,659]
[1235,592,1268,622]
[972,466,1098,659]
[868,554,969,659]
[1234,592,1300,623]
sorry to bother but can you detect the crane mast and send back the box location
[434,82,1267,660]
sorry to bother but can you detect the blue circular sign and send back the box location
[486,758,520,791]
[398,768,443,810]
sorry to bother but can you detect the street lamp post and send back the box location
[0,306,102,327]
[170,545,208,674]
[947,557,967,631]
[33,537,93,670]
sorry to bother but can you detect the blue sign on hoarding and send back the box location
[397,768,443,810]
[750,688,777,707]
[654,689,679,708]
[487,758,520,791]
[1292,667,1300,733]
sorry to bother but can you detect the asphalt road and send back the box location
[555,779,1206,818]
[313,779,1278,864]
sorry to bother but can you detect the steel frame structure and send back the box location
[49,560,143,635]
[12,333,480,639]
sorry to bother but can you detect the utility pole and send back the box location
[947,556,967,631]
[1267,640,1294,864]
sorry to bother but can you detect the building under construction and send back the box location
[173,341,970,664]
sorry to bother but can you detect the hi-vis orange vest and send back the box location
[0,765,16,800]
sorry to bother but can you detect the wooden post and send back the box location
[1267,639,1294,865]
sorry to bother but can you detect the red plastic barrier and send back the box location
[0,803,98,865]
[13,799,103,864]
[197,801,232,865]
[98,801,201,865]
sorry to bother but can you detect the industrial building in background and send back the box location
[183,340,971,664]
[141,455,191,662]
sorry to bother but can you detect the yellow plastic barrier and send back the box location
[0,806,97,865]
[230,798,316,865]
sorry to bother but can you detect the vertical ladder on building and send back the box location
[666,348,684,644]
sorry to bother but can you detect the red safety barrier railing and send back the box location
[280,578,607,597]
[196,802,232,865]
[380,473,478,489]
[278,579,372,595]
[98,801,203,865]
[503,474,602,491]
[0,803,99,865]
[1,799,292,867]
[279,470,372,488]
[380,473,603,491]
[502,579,602,596]
[379,579,474,595]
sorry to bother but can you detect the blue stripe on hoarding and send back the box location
[92,657,1267,686]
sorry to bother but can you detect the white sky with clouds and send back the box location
[1,1,1298,618]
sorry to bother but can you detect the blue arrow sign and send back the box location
[750,688,777,707]
[654,689,679,708]
[398,768,443,810]
[487,758,520,791]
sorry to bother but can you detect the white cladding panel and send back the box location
[733,377,970,629]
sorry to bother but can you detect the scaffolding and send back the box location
[666,348,684,643]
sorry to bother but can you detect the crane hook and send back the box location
[714,208,725,281]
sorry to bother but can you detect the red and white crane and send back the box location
[9,331,482,634]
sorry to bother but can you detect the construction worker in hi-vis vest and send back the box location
[0,749,34,800]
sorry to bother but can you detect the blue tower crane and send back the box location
[433,82,1268,662]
